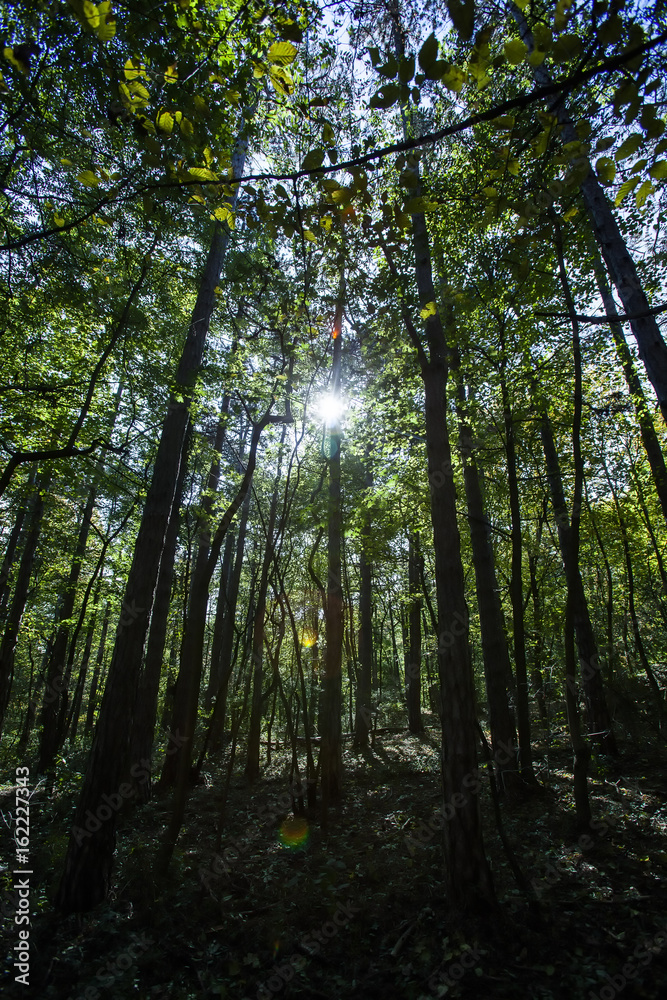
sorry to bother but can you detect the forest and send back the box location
[2,0,667,996]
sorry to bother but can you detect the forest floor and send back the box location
[2,704,667,1000]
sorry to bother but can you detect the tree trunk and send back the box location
[591,252,667,526]
[39,483,96,771]
[0,465,51,738]
[245,423,288,781]
[407,193,495,908]
[0,467,35,624]
[499,358,537,782]
[405,531,425,734]
[84,600,110,736]
[513,3,667,422]
[354,458,373,748]
[539,413,617,754]
[55,126,249,911]
[320,296,344,814]
[454,370,519,792]
[129,423,191,800]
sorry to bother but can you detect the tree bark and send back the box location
[513,2,667,422]
[320,295,345,814]
[454,371,519,792]
[0,466,51,737]
[55,125,249,911]
[405,531,425,734]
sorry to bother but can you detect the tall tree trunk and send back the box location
[0,466,35,624]
[84,600,110,736]
[602,454,664,724]
[354,457,373,748]
[207,480,252,753]
[591,252,667,526]
[159,410,227,789]
[499,357,537,782]
[39,483,96,771]
[398,169,495,906]
[539,413,617,754]
[245,423,288,781]
[454,369,519,792]
[156,411,289,870]
[129,423,191,800]
[0,465,51,737]
[320,295,344,814]
[565,593,592,829]
[205,527,235,710]
[55,126,250,912]
[406,531,425,734]
[513,3,667,422]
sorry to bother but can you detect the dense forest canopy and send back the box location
[2,0,667,997]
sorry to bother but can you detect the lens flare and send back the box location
[316,393,345,426]
[278,815,309,850]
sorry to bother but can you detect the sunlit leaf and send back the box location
[77,170,99,187]
[404,196,440,212]
[635,180,654,208]
[303,230,317,241]
[156,109,174,133]
[164,63,178,84]
[189,167,219,182]
[268,41,297,66]
[269,64,293,95]
[504,38,527,65]
[614,176,639,206]
[420,301,437,319]
[83,0,100,29]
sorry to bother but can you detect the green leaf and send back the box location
[447,0,475,41]
[441,65,467,92]
[418,33,439,71]
[552,33,582,63]
[376,55,398,78]
[189,167,219,182]
[404,196,440,212]
[213,204,234,227]
[269,65,293,95]
[124,58,145,81]
[649,160,667,180]
[595,156,616,185]
[420,301,437,319]
[491,114,515,130]
[83,0,100,29]
[369,83,401,109]
[635,179,654,208]
[156,109,174,133]
[77,170,99,187]
[278,20,303,43]
[399,55,415,84]
[614,176,639,206]
[504,38,527,65]
[302,148,325,171]
[268,41,298,66]
[615,132,643,162]
[303,230,317,241]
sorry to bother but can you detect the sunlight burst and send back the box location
[315,393,345,426]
